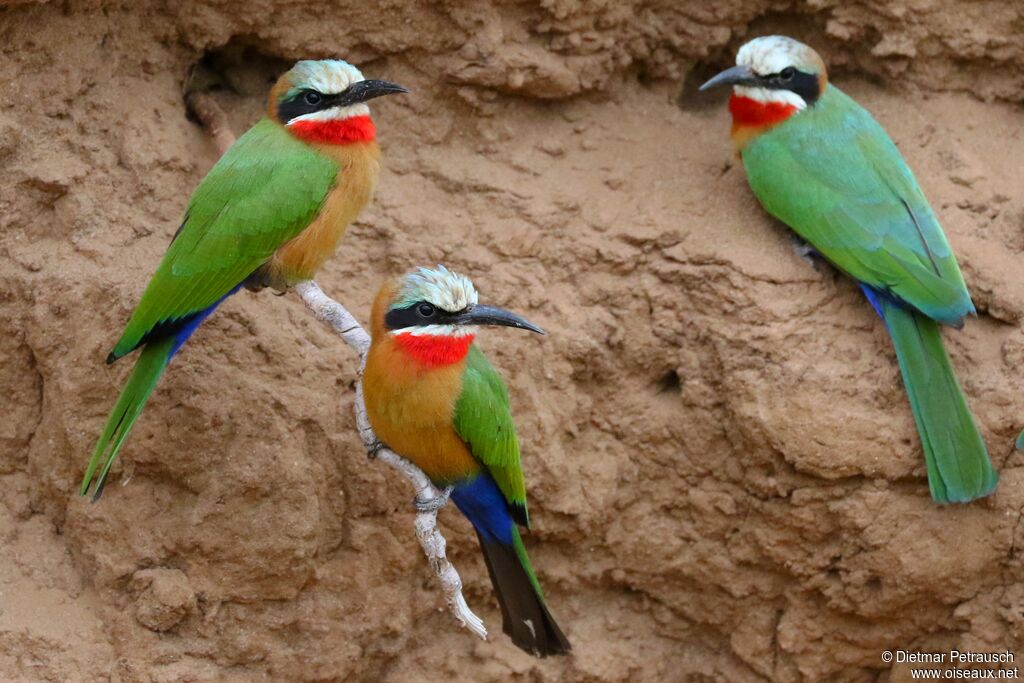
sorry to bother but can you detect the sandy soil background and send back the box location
[2,1,1024,681]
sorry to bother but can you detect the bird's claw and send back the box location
[791,236,820,267]
[413,486,452,513]
[367,440,386,460]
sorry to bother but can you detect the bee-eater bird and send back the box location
[700,36,997,503]
[363,266,571,657]
[81,60,407,500]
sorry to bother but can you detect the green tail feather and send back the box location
[81,337,175,501]
[881,299,997,503]
[511,528,545,598]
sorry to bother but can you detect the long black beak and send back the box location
[455,304,545,335]
[336,79,409,106]
[699,64,758,91]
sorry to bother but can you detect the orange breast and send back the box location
[363,336,479,485]
[731,125,766,152]
[267,140,380,287]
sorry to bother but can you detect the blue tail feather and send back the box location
[449,472,571,656]
[167,284,243,359]
[450,473,515,544]
[860,284,887,321]
[84,283,245,501]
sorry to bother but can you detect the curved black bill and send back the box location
[699,64,758,91]
[336,79,409,106]
[456,304,545,335]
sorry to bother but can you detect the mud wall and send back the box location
[2,1,1024,681]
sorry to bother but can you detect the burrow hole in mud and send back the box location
[657,370,681,395]
[184,39,292,119]
[677,60,732,113]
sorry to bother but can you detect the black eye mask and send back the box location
[762,68,821,105]
[276,79,409,123]
[385,301,546,335]
[700,63,821,106]
[276,90,330,122]
[385,302,464,330]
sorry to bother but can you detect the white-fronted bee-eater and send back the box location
[81,59,407,500]
[363,266,571,657]
[701,36,997,503]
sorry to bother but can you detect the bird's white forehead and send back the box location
[737,36,815,76]
[394,265,479,313]
[290,59,365,95]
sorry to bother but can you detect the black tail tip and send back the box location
[86,478,108,503]
[505,605,572,657]
[508,626,572,658]
[475,533,571,657]
[105,352,118,365]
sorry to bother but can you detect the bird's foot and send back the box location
[414,486,452,513]
[791,236,820,266]
[367,440,386,460]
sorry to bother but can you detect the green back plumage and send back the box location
[111,118,339,358]
[740,84,996,503]
[453,345,529,526]
[742,86,973,326]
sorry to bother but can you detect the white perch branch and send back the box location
[294,282,487,640]
[186,92,486,640]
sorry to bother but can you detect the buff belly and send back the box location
[363,339,480,485]
[254,140,380,290]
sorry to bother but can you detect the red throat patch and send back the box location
[287,115,377,144]
[394,332,475,367]
[729,94,798,128]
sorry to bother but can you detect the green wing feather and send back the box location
[453,345,529,526]
[742,86,973,326]
[110,118,338,358]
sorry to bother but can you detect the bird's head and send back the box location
[374,266,544,367]
[270,59,407,144]
[702,36,827,119]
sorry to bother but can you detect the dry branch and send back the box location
[186,92,487,641]
[186,92,238,152]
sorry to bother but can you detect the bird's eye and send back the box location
[416,303,436,318]
[304,91,322,106]
[780,67,796,81]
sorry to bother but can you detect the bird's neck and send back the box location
[287,115,377,145]
[368,284,477,369]
[391,332,476,368]
[728,93,798,150]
